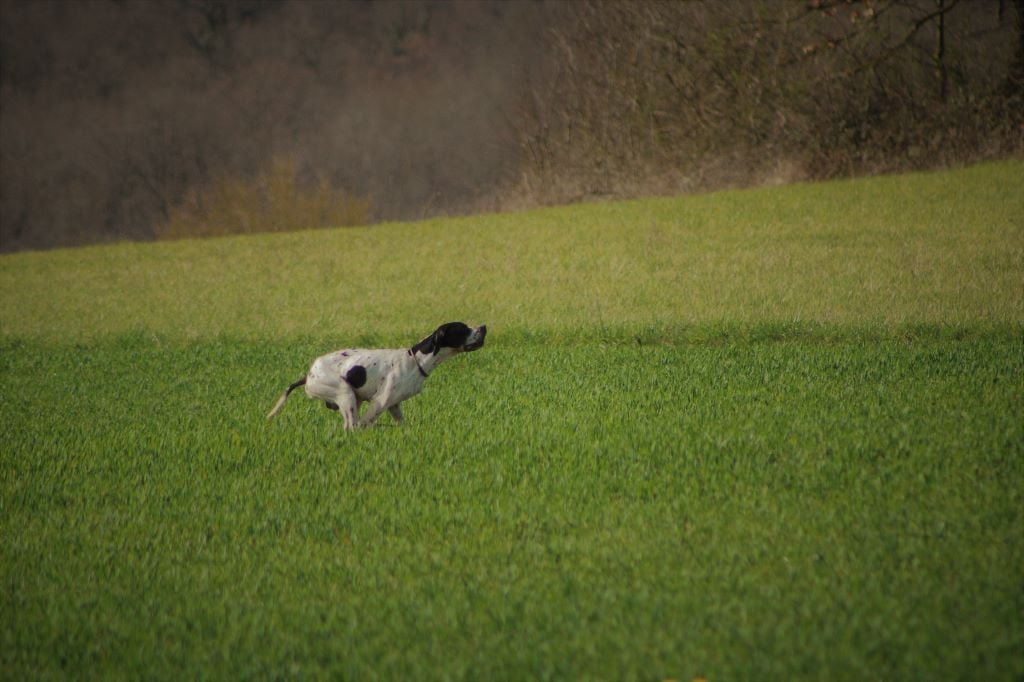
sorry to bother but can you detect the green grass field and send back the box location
[2,161,1023,679]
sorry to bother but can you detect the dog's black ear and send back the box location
[412,330,439,356]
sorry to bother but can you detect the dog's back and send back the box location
[306,348,410,404]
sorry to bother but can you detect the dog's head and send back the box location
[413,322,487,359]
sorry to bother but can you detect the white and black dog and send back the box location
[266,322,486,429]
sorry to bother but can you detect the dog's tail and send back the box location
[266,377,307,419]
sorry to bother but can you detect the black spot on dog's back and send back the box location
[345,365,367,389]
[324,401,339,411]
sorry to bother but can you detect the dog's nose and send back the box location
[479,325,487,335]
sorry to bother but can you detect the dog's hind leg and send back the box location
[333,384,359,430]
[387,404,404,424]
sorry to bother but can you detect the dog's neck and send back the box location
[409,347,455,378]
[411,351,430,377]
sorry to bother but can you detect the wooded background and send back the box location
[1,0,1021,252]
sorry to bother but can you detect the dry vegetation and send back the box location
[156,158,368,240]
[1,0,1021,251]
[510,0,1024,204]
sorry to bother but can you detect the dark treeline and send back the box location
[1,0,1021,252]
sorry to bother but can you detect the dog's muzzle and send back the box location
[463,325,487,351]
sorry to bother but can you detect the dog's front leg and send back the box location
[358,397,389,428]
[387,404,404,424]
[355,373,386,427]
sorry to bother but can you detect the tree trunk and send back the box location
[1008,0,1024,97]
[935,0,948,102]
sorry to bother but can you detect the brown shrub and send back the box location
[156,158,369,240]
